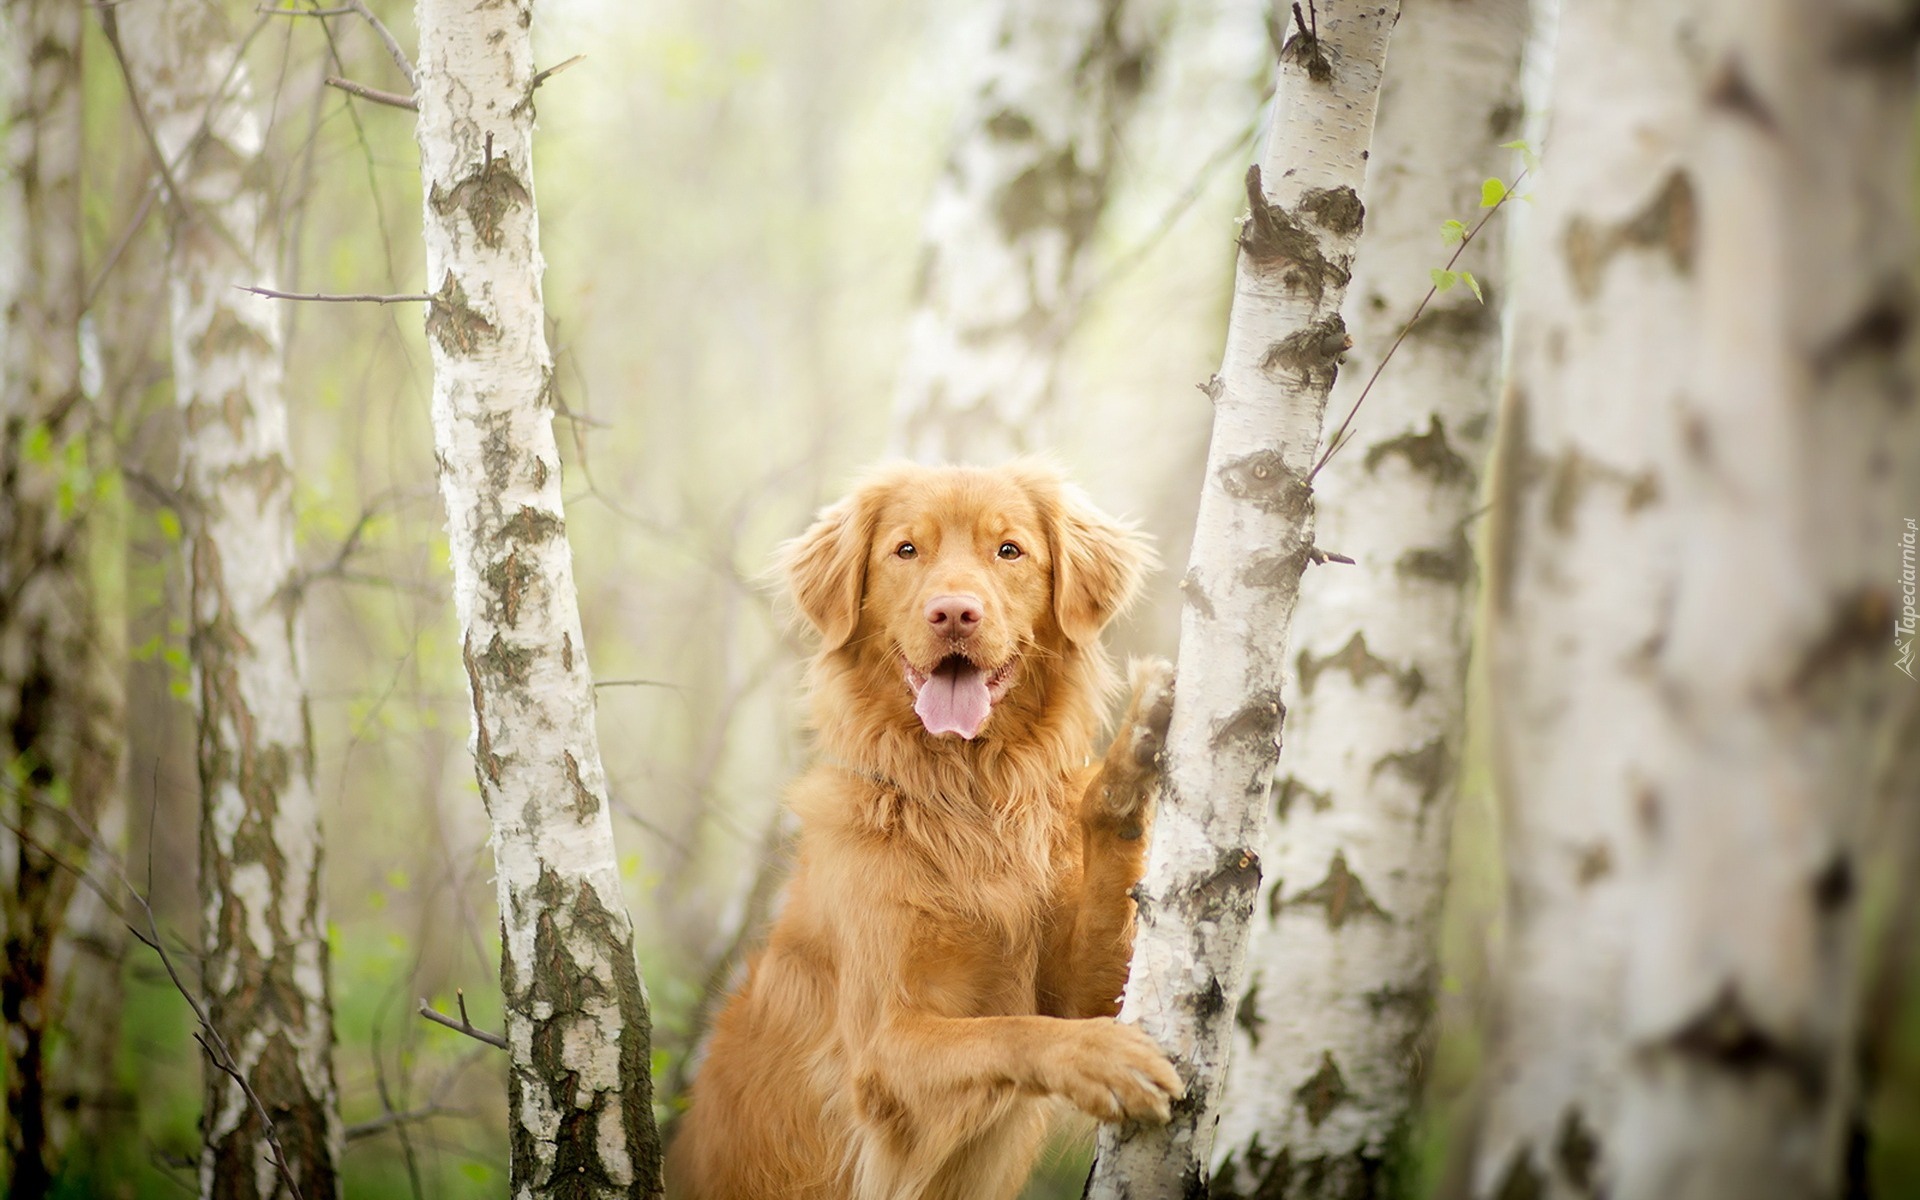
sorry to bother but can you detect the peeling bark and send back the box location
[1212,2,1527,1195]
[113,4,341,1196]
[1085,4,1399,1195]
[889,0,1159,464]
[0,3,127,1194]
[412,1,663,1196]
[1474,0,1919,1196]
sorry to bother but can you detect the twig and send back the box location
[1306,546,1355,566]
[324,75,416,110]
[417,991,507,1050]
[531,53,585,92]
[82,181,160,313]
[593,678,683,690]
[235,284,430,304]
[1308,167,1529,482]
[344,1104,462,1142]
[257,4,356,14]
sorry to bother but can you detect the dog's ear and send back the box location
[1026,468,1152,645]
[778,487,882,650]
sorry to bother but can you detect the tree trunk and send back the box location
[1473,0,1918,1196]
[1086,4,1399,1195]
[0,3,127,1194]
[411,2,664,1196]
[112,3,343,1196]
[1210,2,1527,1195]
[889,0,1156,464]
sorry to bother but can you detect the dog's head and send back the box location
[778,462,1149,741]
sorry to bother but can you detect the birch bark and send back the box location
[1086,4,1399,1195]
[412,1,663,1195]
[1474,0,1918,1196]
[889,0,1155,464]
[0,2,126,1194]
[1210,2,1527,1195]
[112,4,342,1196]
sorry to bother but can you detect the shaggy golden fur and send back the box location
[667,462,1181,1200]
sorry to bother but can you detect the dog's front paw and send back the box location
[1039,1018,1183,1125]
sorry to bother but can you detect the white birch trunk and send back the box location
[112,4,342,1196]
[1603,1,1918,1196]
[1087,5,1399,1194]
[412,2,663,1195]
[0,2,126,1192]
[1210,2,1527,1194]
[889,0,1155,464]
[1474,0,1918,1196]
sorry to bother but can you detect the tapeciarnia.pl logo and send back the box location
[1899,518,1917,680]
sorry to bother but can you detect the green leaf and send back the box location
[1480,177,1508,208]
[22,425,52,465]
[1500,138,1542,172]
[156,508,182,542]
[1440,218,1468,246]
[1430,268,1459,293]
[460,1163,493,1185]
[1461,271,1485,303]
[386,868,411,892]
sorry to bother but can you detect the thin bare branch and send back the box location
[344,0,417,89]
[236,284,430,303]
[417,993,507,1050]
[324,74,417,110]
[531,53,585,92]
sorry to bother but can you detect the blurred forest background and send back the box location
[3,0,1917,1196]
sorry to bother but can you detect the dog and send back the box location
[667,461,1181,1200]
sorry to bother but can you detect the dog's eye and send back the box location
[997,542,1022,561]
[895,542,917,559]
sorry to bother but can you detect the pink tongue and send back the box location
[914,658,992,739]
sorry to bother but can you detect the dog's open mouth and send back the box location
[902,653,1017,740]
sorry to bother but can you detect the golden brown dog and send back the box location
[667,461,1181,1200]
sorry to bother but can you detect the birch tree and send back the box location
[889,0,1157,464]
[112,4,343,1196]
[1087,4,1399,1194]
[1210,2,1527,1194]
[0,2,126,1194]
[412,1,663,1195]
[1474,0,1918,1195]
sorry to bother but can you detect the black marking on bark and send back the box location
[1285,851,1389,928]
[1813,854,1855,913]
[1363,977,1432,1019]
[1261,314,1350,392]
[1238,166,1348,301]
[1209,1136,1290,1200]
[479,631,534,688]
[1218,449,1312,518]
[1563,170,1698,300]
[1372,738,1449,810]
[461,632,505,784]
[430,154,532,250]
[1280,15,1332,82]
[1200,373,1225,403]
[996,149,1100,244]
[1831,8,1920,67]
[1493,1148,1544,1200]
[1298,632,1423,705]
[192,306,275,361]
[1299,186,1364,236]
[499,504,564,545]
[1180,568,1216,619]
[531,455,550,489]
[1665,982,1827,1097]
[1546,449,1660,530]
[1210,692,1283,791]
[1556,1105,1599,1191]
[561,632,574,672]
[1635,784,1663,837]
[426,272,496,355]
[1191,974,1227,1020]
[1235,978,1266,1048]
[1265,875,1285,922]
[1363,415,1471,486]
[1790,587,1891,695]
[1273,774,1330,821]
[483,547,536,628]
[480,415,515,493]
[1811,286,1913,381]
[983,109,1035,140]
[1193,847,1263,926]
[563,750,598,820]
[1240,548,1310,591]
[1408,295,1499,343]
[1397,530,1474,586]
[1486,386,1529,615]
[1706,55,1778,129]
[223,455,292,503]
[1295,1051,1349,1127]
[1576,841,1613,885]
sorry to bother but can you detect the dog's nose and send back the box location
[925,593,983,636]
